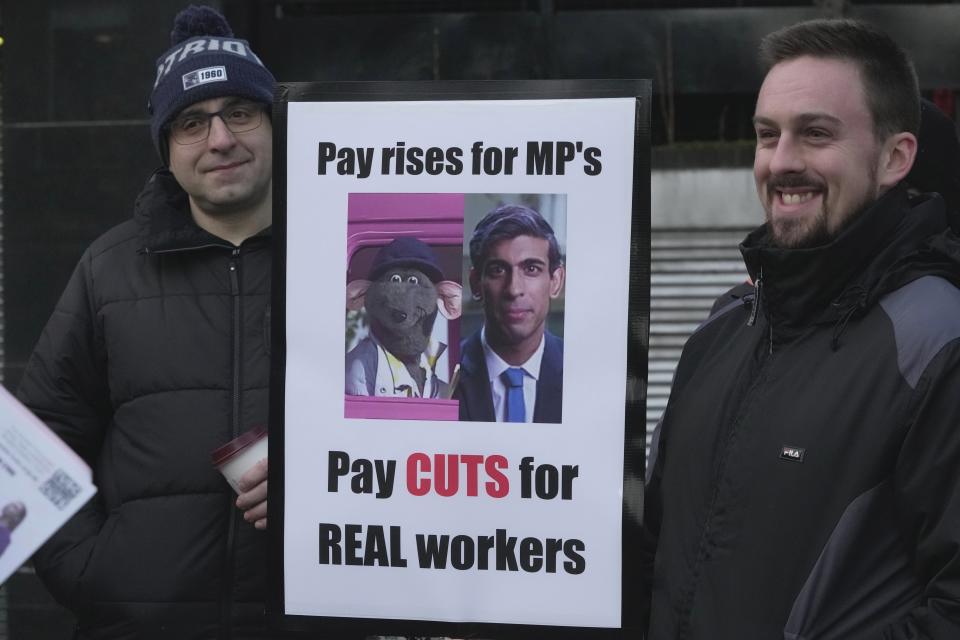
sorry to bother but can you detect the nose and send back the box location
[390,309,407,323]
[767,133,805,175]
[505,268,524,298]
[206,114,238,151]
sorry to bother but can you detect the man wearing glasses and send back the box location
[18,6,280,638]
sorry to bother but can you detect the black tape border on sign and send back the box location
[267,78,652,640]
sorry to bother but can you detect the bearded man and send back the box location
[644,19,960,640]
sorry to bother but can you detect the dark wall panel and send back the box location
[4,125,156,386]
[5,2,188,122]
[245,4,960,93]
[263,12,436,80]
[859,4,960,88]
[258,10,549,82]
[3,0,207,388]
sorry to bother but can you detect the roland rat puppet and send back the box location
[345,237,462,398]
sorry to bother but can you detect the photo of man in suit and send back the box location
[456,204,565,423]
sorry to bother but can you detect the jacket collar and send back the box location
[739,185,949,338]
[134,169,271,253]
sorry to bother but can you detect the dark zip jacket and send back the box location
[645,188,960,639]
[19,170,271,639]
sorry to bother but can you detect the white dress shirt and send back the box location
[480,326,544,423]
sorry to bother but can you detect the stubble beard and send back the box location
[765,165,878,250]
[767,201,831,249]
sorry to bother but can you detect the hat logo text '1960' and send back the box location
[182,66,228,91]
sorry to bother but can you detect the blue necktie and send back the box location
[502,367,526,423]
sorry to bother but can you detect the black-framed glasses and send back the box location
[168,101,265,145]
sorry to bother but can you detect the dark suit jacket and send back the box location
[455,330,563,423]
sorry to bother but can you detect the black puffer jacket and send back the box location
[645,188,960,639]
[19,169,271,639]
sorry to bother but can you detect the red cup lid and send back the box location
[211,425,268,467]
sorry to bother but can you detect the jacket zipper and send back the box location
[747,268,763,327]
[678,267,775,638]
[745,268,774,354]
[220,247,242,640]
[144,239,247,637]
[676,346,776,640]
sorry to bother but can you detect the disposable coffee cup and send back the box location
[211,425,268,494]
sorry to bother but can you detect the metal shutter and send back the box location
[647,228,751,451]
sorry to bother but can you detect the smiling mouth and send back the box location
[208,160,247,173]
[779,191,817,205]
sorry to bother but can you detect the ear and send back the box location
[549,265,566,299]
[468,267,483,301]
[435,281,463,320]
[346,280,371,311]
[878,132,918,190]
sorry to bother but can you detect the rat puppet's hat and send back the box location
[369,238,445,283]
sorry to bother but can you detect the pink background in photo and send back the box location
[345,193,464,421]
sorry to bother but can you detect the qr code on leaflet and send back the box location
[39,469,81,510]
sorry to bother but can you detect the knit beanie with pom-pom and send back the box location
[148,5,275,162]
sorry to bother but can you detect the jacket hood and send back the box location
[740,186,960,343]
[133,169,271,252]
[134,169,226,252]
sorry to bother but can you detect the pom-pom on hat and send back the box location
[369,238,445,284]
[148,5,275,163]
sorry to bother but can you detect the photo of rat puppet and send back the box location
[345,237,462,398]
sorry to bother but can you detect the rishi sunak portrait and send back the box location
[455,204,566,423]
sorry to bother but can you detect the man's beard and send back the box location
[769,205,831,249]
[765,168,877,250]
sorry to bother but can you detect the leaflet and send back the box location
[0,386,96,584]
